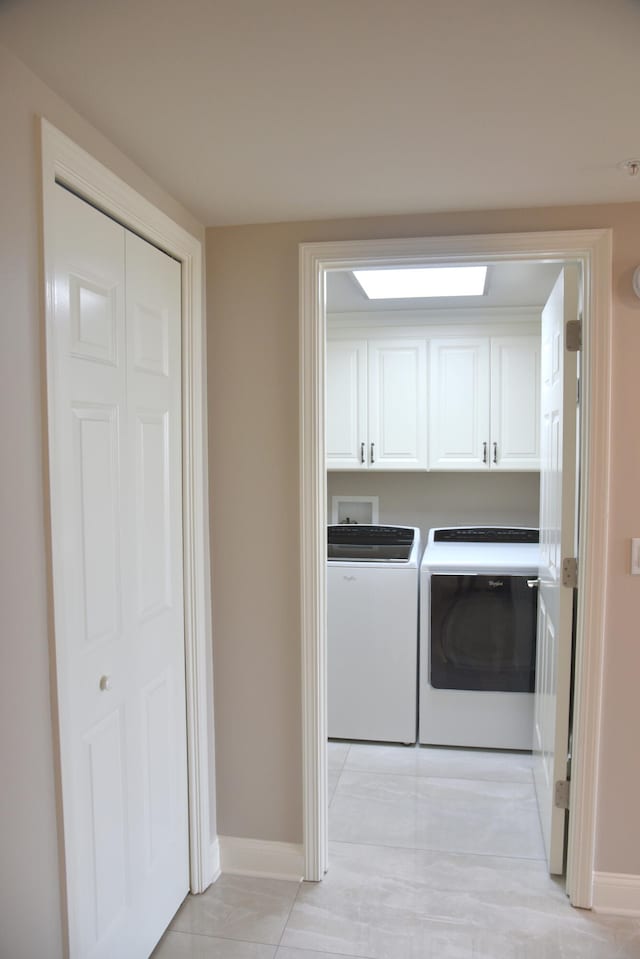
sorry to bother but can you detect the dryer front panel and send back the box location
[430,574,537,693]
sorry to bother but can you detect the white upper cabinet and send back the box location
[429,334,540,471]
[429,338,491,469]
[491,335,541,470]
[326,337,427,470]
[368,340,427,470]
[326,339,368,469]
[327,326,540,473]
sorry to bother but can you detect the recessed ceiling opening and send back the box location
[352,265,488,299]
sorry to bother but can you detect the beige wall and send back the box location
[0,45,207,959]
[207,201,640,875]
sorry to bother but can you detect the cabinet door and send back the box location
[491,335,541,470]
[368,339,427,470]
[326,339,368,469]
[429,338,490,469]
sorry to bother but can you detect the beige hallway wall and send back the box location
[0,44,207,959]
[207,202,640,876]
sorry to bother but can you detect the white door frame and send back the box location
[299,229,612,908]
[40,119,218,930]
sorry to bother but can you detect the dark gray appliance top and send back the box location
[328,524,415,562]
[433,527,539,544]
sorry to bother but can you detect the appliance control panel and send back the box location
[433,527,539,544]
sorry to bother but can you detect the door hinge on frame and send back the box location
[562,556,578,588]
[555,779,571,810]
[566,319,582,352]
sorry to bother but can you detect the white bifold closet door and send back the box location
[49,184,188,958]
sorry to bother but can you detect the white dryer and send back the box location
[328,525,421,744]
[419,527,540,750]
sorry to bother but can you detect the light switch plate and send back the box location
[631,538,640,575]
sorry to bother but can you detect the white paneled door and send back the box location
[533,265,579,875]
[49,185,188,958]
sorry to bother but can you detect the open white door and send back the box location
[49,185,189,957]
[533,264,580,876]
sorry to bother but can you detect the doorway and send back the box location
[299,230,612,908]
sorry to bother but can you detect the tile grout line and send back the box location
[275,875,306,953]
[164,927,281,948]
[328,741,351,773]
[339,768,534,786]
[275,939,376,959]
[328,837,547,865]
[327,742,351,809]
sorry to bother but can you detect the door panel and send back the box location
[136,411,171,617]
[124,229,188,950]
[82,709,128,941]
[533,265,579,875]
[368,339,427,469]
[141,671,174,866]
[491,336,541,470]
[326,339,367,468]
[429,338,490,469]
[72,404,121,645]
[69,275,118,364]
[50,185,188,958]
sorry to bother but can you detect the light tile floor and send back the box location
[153,743,640,958]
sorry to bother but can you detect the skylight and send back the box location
[352,265,488,299]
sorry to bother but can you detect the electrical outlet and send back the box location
[631,538,640,575]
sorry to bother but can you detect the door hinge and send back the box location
[555,779,571,810]
[562,556,578,588]
[566,319,582,352]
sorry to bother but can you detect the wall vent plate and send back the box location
[331,495,379,525]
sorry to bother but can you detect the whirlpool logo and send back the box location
[488,579,504,588]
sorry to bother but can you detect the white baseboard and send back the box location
[219,836,304,882]
[208,838,222,886]
[592,872,640,916]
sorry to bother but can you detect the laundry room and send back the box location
[325,257,577,871]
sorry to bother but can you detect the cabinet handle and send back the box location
[370,442,375,465]
[493,442,498,464]
[483,441,487,464]
[360,442,365,464]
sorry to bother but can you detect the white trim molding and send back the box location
[40,120,216,909]
[299,230,613,904]
[219,837,304,882]
[593,873,640,917]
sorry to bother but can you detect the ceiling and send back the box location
[2,0,640,226]
[327,262,561,313]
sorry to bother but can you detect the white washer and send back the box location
[419,527,540,750]
[328,525,421,744]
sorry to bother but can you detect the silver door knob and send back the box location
[99,675,112,692]
[526,579,540,589]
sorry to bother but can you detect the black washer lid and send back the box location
[328,524,414,546]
